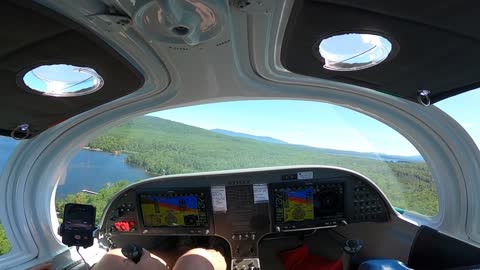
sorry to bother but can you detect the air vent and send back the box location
[227,179,251,185]
[168,46,190,51]
[216,40,231,47]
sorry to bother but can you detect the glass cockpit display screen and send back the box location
[273,183,344,224]
[140,193,208,227]
[283,188,314,222]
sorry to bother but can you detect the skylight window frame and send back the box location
[313,31,397,72]
[19,64,105,98]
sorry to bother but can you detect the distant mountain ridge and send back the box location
[211,128,423,163]
[88,115,424,167]
[297,146,424,163]
[211,129,288,144]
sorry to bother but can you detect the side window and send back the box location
[0,137,20,255]
[55,100,437,220]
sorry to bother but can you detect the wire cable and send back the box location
[76,246,91,270]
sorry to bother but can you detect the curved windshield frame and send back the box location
[0,137,20,256]
[55,100,438,223]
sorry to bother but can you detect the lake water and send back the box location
[0,137,153,198]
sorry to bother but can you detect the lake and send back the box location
[0,137,153,198]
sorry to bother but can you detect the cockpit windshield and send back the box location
[55,100,437,223]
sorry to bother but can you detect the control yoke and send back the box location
[122,244,144,264]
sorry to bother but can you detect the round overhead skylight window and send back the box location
[22,64,104,97]
[318,33,392,71]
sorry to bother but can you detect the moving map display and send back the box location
[140,193,208,227]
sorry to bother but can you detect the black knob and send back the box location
[344,239,363,255]
[122,244,143,263]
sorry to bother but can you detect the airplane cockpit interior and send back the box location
[2,0,480,269]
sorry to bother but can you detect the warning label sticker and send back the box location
[211,186,227,212]
[253,183,269,203]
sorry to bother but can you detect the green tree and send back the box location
[0,224,11,255]
[56,181,130,224]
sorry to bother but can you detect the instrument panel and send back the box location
[101,166,391,258]
[271,181,344,231]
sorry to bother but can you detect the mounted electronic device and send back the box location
[58,203,97,248]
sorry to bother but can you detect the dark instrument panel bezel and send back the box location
[269,178,347,231]
[101,166,392,242]
[135,187,215,235]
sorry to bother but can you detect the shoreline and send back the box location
[82,146,159,176]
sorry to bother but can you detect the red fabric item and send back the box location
[113,221,135,232]
[279,245,343,270]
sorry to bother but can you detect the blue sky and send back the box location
[436,90,480,146]
[149,92,479,157]
[150,101,415,155]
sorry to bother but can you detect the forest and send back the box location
[85,116,437,216]
[0,116,437,255]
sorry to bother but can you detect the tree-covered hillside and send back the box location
[87,116,437,215]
